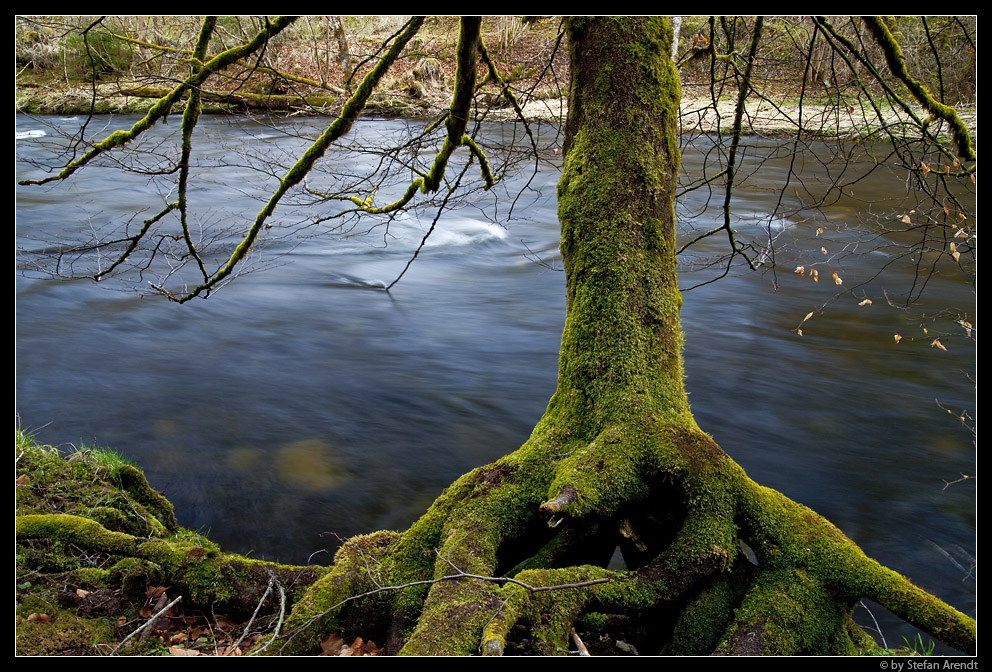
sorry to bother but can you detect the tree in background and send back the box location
[16,16,975,655]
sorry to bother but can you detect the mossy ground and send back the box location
[15,430,325,655]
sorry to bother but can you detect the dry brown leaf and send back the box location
[901,214,911,224]
[921,161,930,174]
[170,632,188,645]
[794,265,804,276]
[76,589,91,598]
[27,613,51,624]
[858,298,872,306]
[894,334,902,344]
[811,269,819,282]
[117,616,128,626]
[832,272,842,286]
[320,633,346,656]
[139,605,153,619]
[816,227,823,236]
[931,339,947,351]
[340,637,366,656]
[213,615,238,631]
[168,646,201,656]
[145,585,169,600]
[15,473,29,485]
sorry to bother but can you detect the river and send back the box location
[15,113,975,650]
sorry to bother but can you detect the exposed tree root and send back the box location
[266,417,974,655]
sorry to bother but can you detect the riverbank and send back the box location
[15,78,977,144]
[15,429,330,656]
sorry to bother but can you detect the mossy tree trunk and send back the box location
[272,17,974,656]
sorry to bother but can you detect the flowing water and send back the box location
[16,114,975,649]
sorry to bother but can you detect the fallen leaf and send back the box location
[146,585,169,600]
[811,269,819,282]
[832,272,842,285]
[894,334,902,344]
[168,646,201,656]
[118,616,128,626]
[340,637,366,656]
[27,613,51,624]
[16,473,29,485]
[170,632,188,645]
[858,298,872,306]
[213,615,238,631]
[901,214,911,224]
[821,246,828,255]
[931,339,947,351]
[76,589,91,598]
[794,265,805,275]
[320,633,346,656]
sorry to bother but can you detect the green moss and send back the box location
[16,595,118,656]
[18,514,139,555]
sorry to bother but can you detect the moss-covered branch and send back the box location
[862,16,975,161]
[163,17,426,303]
[18,16,298,187]
[107,29,346,94]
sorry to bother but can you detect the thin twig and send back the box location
[570,627,591,656]
[226,574,274,655]
[250,580,286,656]
[111,595,182,654]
